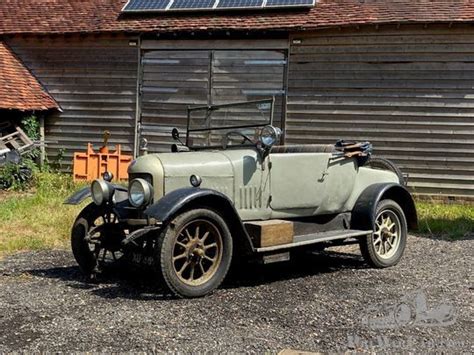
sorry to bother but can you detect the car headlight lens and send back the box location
[129,178,153,208]
[260,125,282,148]
[91,179,114,206]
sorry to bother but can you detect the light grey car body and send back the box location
[129,149,399,222]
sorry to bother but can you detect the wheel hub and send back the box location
[381,228,391,239]
[172,219,223,286]
[100,224,125,251]
[188,243,205,262]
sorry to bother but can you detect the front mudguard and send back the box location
[64,185,128,205]
[64,186,91,205]
[144,187,255,254]
[351,183,418,231]
[144,187,220,223]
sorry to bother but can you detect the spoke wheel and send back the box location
[156,209,233,298]
[373,210,401,260]
[71,203,126,276]
[173,219,223,286]
[359,199,407,268]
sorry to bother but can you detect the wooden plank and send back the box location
[290,53,474,63]
[288,79,474,90]
[245,220,294,248]
[141,39,288,50]
[289,70,474,80]
[290,62,474,71]
[291,43,474,55]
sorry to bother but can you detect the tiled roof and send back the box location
[0,42,59,111]
[0,0,472,35]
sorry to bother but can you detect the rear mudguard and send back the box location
[144,187,255,253]
[64,185,128,205]
[351,183,418,231]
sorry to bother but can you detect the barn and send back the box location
[0,0,473,199]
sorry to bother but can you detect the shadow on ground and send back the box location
[26,249,366,300]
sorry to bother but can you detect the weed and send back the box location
[0,172,84,254]
[416,201,473,239]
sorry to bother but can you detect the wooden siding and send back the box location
[140,49,210,152]
[7,36,138,169]
[288,26,474,198]
[140,40,287,153]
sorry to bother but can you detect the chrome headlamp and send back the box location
[129,178,153,208]
[91,179,114,206]
[260,125,282,148]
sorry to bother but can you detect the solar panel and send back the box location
[123,0,170,12]
[170,0,216,9]
[265,0,314,7]
[217,0,263,8]
[122,0,315,12]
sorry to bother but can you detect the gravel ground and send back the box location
[0,235,472,353]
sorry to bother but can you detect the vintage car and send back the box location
[66,99,417,298]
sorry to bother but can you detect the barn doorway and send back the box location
[137,41,288,153]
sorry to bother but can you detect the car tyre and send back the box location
[359,199,407,268]
[155,208,233,298]
[71,203,125,277]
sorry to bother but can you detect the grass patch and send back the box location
[0,173,85,256]
[416,201,474,239]
[0,175,472,256]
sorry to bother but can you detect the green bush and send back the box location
[21,115,40,141]
[34,170,77,196]
[0,161,36,190]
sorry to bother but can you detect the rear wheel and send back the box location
[71,203,126,277]
[360,199,407,268]
[155,209,233,298]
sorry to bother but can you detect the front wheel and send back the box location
[71,203,126,277]
[155,209,233,298]
[359,199,407,268]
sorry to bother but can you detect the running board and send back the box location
[255,229,372,253]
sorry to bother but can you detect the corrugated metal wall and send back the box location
[7,35,138,169]
[139,40,287,153]
[287,25,474,198]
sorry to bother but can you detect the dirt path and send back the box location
[0,235,472,353]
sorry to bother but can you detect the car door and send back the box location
[269,152,331,210]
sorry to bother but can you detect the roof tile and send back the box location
[0,42,59,111]
[0,0,473,35]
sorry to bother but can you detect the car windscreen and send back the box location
[186,98,274,148]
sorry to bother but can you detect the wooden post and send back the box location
[133,36,143,158]
[281,44,290,145]
[39,114,46,168]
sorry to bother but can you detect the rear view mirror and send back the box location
[172,128,180,141]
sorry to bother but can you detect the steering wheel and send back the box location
[223,131,254,146]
